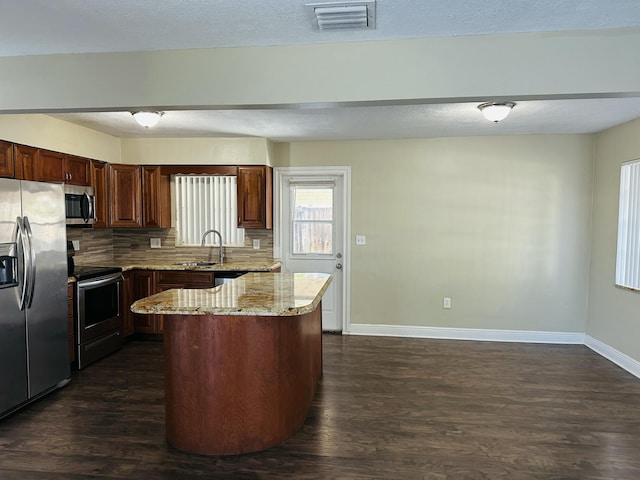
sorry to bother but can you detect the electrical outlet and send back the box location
[443,297,452,309]
[253,239,260,250]
[71,240,80,251]
[150,238,162,249]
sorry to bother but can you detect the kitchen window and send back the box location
[174,175,245,246]
[615,159,640,291]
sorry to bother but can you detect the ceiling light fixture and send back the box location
[477,102,515,123]
[132,111,164,128]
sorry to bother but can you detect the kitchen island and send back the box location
[131,272,332,456]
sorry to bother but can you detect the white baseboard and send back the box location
[584,335,640,380]
[344,324,640,380]
[346,324,585,344]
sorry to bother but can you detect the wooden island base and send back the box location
[163,305,322,456]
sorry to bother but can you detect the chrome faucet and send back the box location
[201,229,225,264]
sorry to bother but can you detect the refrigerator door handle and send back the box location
[22,216,36,309]
[14,217,29,311]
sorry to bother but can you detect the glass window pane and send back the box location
[293,187,333,221]
[291,185,334,255]
[293,222,333,254]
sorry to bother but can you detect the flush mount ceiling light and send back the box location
[132,111,164,128]
[477,102,516,123]
[306,1,376,31]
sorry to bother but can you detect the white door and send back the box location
[275,167,350,332]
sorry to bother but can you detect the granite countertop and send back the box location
[117,260,281,272]
[130,272,332,317]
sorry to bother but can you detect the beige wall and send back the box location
[120,137,272,165]
[274,135,594,332]
[588,119,640,360]
[0,114,120,162]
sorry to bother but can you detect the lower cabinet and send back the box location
[131,270,160,334]
[127,269,215,335]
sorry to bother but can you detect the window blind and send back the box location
[616,160,640,290]
[175,175,244,246]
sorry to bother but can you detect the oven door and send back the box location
[76,274,122,343]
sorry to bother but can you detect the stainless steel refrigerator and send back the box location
[0,178,70,419]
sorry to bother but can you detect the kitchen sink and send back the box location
[173,261,216,267]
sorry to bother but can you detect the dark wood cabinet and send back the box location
[142,166,171,228]
[91,160,109,228]
[64,155,91,186]
[108,164,171,229]
[0,140,14,178]
[156,270,215,288]
[237,165,272,229]
[109,163,142,227]
[132,270,158,334]
[34,149,66,183]
[13,144,38,180]
[32,149,90,185]
[120,271,134,337]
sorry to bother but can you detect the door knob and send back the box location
[336,253,342,259]
[336,263,343,270]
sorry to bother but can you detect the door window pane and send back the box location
[291,186,334,254]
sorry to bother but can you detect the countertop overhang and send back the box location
[130,272,332,317]
[118,260,281,272]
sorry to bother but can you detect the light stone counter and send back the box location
[130,272,332,317]
[116,260,281,272]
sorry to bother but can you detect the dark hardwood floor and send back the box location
[1,335,639,479]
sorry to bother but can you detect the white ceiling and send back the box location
[5,0,640,141]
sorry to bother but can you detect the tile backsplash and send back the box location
[67,227,274,265]
[66,227,114,264]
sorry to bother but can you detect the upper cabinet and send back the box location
[34,150,91,186]
[65,155,91,186]
[14,144,38,180]
[0,138,271,233]
[141,166,171,228]
[91,160,109,228]
[0,141,14,178]
[108,164,170,228]
[237,166,272,229]
[109,163,142,227]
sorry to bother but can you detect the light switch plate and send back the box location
[253,239,260,250]
[150,238,162,249]
[71,240,80,250]
[355,235,366,245]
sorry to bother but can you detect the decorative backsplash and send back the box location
[66,228,114,264]
[67,227,274,265]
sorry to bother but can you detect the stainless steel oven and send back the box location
[74,266,123,369]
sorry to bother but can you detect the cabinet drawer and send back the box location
[156,270,214,286]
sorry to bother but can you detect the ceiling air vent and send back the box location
[306,1,376,31]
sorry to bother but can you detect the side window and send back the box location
[615,159,640,291]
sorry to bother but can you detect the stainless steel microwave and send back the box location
[64,184,95,226]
